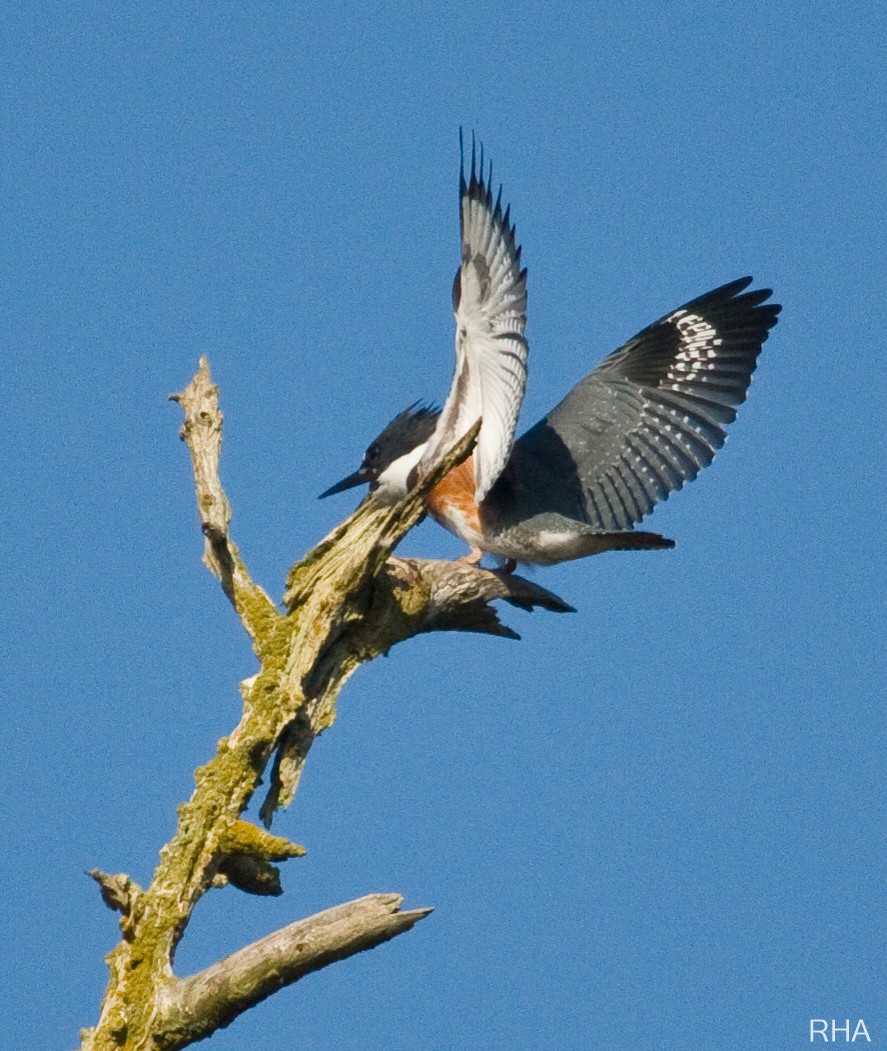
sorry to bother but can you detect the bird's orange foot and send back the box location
[458,547,484,566]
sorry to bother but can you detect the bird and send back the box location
[321,136,781,570]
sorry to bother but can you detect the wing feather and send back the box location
[420,134,528,501]
[493,278,780,531]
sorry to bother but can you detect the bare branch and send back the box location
[216,819,305,861]
[212,820,307,897]
[168,356,231,541]
[87,870,142,916]
[156,895,432,1050]
[170,357,280,649]
[81,365,573,1049]
[388,556,575,635]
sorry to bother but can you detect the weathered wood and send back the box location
[155,895,432,1049]
[80,359,572,1050]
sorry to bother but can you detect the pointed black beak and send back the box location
[318,468,369,499]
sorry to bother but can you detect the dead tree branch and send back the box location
[156,894,431,1049]
[80,358,572,1050]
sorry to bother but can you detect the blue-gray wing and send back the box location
[496,278,780,530]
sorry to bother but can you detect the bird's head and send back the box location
[319,403,441,504]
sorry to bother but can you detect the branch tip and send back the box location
[87,869,142,916]
[157,894,432,1048]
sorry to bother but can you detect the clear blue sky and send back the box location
[2,3,883,1049]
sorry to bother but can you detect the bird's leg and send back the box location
[458,546,484,566]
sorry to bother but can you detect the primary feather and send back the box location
[488,277,781,534]
[419,133,528,501]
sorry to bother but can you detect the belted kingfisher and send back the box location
[321,137,780,569]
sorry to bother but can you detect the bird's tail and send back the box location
[577,531,675,556]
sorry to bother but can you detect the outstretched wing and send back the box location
[420,133,528,501]
[500,278,780,530]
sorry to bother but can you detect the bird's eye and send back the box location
[365,443,380,463]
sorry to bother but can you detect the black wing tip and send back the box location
[709,275,780,311]
[459,126,467,195]
[458,127,484,199]
[680,277,781,336]
[458,130,521,252]
[458,129,494,204]
[723,275,754,295]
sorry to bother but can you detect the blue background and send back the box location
[2,3,883,1049]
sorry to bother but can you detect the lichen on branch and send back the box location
[80,358,571,1051]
